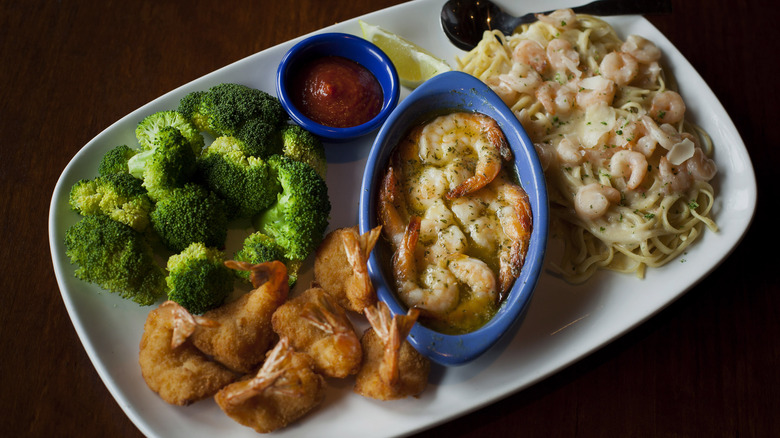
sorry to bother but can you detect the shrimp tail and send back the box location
[364,302,420,388]
[301,293,349,336]
[225,260,289,295]
[342,228,375,299]
[221,337,294,406]
[160,300,220,349]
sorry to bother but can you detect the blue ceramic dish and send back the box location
[358,71,549,366]
[276,32,400,143]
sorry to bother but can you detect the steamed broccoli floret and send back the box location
[64,215,166,305]
[196,83,288,137]
[166,242,234,314]
[235,118,283,158]
[135,110,205,156]
[196,136,281,218]
[253,155,331,260]
[233,231,300,285]
[280,124,327,179]
[98,144,138,176]
[150,183,228,253]
[176,90,209,132]
[128,126,197,202]
[69,172,152,232]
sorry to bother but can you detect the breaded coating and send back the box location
[215,337,326,433]
[192,261,289,373]
[139,301,238,406]
[354,302,430,400]
[314,226,381,313]
[272,286,362,378]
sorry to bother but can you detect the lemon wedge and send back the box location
[359,20,451,88]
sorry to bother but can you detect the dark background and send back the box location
[1,0,777,436]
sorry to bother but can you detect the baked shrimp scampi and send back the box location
[378,111,532,334]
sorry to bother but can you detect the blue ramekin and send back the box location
[358,71,549,366]
[276,32,400,143]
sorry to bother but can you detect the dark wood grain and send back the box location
[1,0,777,436]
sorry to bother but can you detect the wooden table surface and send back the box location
[2,0,777,436]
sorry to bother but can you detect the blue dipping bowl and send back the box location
[359,71,549,366]
[276,32,400,143]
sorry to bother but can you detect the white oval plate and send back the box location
[48,0,756,437]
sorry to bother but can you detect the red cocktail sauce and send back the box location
[291,56,383,128]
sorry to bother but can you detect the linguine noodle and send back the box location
[457,11,718,283]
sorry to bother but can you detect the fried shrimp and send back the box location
[314,225,382,313]
[215,337,326,434]
[354,302,430,400]
[272,286,362,378]
[192,260,289,373]
[139,301,238,406]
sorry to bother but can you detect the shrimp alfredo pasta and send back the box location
[457,10,718,282]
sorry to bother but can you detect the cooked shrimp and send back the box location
[406,166,449,211]
[420,222,469,266]
[576,76,616,108]
[634,133,658,157]
[621,34,662,64]
[449,196,497,251]
[574,183,621,220]
[650,90,686,124]
[658,156,693,194]
[354,302,430,400]
[556,137,583,166]
[272,286,362,379]
[491,62,542,98]
[444,254,497,303]
[392,216,460,317]
[377,166,408,248]
[493,175,533,298]
[600,51,639,86]
[314,225,381,313]
[418,198,456,244]
[612,119,641,149]
[634,61,662,88]
[139,301,238,406]
[610,150,648,190]
[447,172,531,299]
[640,115,679,150]
[536,81,576,116]
[192,261,289,373]
[546,38,581,79]
[686,146,718,181]
[215,337,326,434]
[431,112,513,199]
[513,39,548,74]
[536,8,578,30]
